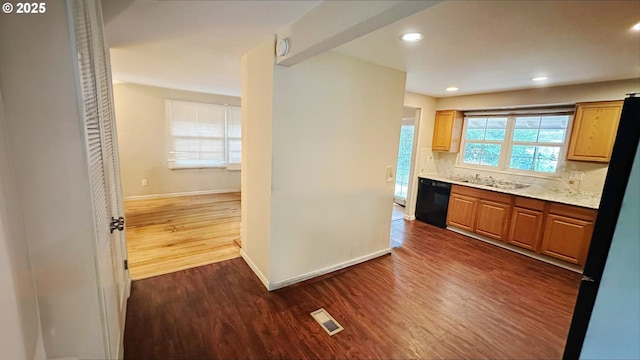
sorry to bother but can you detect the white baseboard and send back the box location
[124,188,240,201]
[240,249,270,291]
[268,248,392,291]
[447,226,583,273]
[403,214,416,221]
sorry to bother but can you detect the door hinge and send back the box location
[124,259,128,270]
[581,275,595,283]
[110,216,125,233]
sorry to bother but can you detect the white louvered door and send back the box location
[71,1,129,358]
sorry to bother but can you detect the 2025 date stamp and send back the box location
[3,2,46,14]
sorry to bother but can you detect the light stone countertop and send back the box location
[419,173,601,210]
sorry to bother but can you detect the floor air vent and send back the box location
[311,308,344,336]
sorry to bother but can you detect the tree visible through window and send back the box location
[463,117,506,167]
[395,124,414,200]
[509,116,568,173]
[459,111,572,175]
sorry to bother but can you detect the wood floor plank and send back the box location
[124,193,241,280]
[124,218,580,359]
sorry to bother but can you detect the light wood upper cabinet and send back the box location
[432,110,463,152]
[567,101,623,162]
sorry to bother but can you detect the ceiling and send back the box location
[104,1,321,96]
[104,1,640,98]
[334,0,640,97]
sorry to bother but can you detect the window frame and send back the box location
[165,99,241,170]
[456,109,574,177]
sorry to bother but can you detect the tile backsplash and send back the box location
[419,147,609,195]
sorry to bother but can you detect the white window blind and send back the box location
[226,105,241,170]
[166,100,241,169]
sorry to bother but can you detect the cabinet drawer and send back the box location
[548,203,597,221]
[514,196,546,211]
[451,185,512,204]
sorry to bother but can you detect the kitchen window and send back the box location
[166,99,241,170]
[458,107,573,175]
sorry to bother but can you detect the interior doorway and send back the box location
[392,107,419,223]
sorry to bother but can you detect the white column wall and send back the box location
[269,51,406,285]
[239,36,276,287]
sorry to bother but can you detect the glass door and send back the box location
[394,117,415,205]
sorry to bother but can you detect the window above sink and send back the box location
[456,106,575,177]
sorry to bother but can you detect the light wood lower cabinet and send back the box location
[446,193,477,231]
[507,207,544,251]
[447,185,511,240]
[446,185,597,267]
[539,204,596,266]
[475,200,511,241]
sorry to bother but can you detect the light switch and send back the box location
[141,179,148,186]
[386,166,394,182]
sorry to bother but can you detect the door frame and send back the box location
[563,96,640,358]
[394,112,418,206]
[399,107,421,220]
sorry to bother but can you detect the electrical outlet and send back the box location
[386,166,394,182]
[141,179,148,186]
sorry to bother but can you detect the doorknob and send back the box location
[110,216,125,233]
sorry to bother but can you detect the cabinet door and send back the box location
[446,194,477,231]
[432,110,463,152]
[567,101,623,162]
[508,207,543,251]
[540,214,593,265]
[475,200,511,241]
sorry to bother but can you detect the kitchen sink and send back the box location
[450,178,529,189]
[492,183,530,190]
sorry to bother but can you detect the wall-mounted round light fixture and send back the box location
[276,38,289,57]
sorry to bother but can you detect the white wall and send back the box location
[580,142,640,359]
[0,1,106,358]
[268,51,406,285]
[436,79,639,110]
[113,83,241,198]
[0,90,44,360]
[239,37,275,287]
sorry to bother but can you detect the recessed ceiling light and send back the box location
[446,87,459,92]
[531,76,548,81]
[400,32,423,42]
[632,21,640,32]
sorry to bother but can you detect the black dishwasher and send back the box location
[415,178,452,228]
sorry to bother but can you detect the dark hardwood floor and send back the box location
[124,219,581,359]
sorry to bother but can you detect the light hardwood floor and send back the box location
[124,192,241,280]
